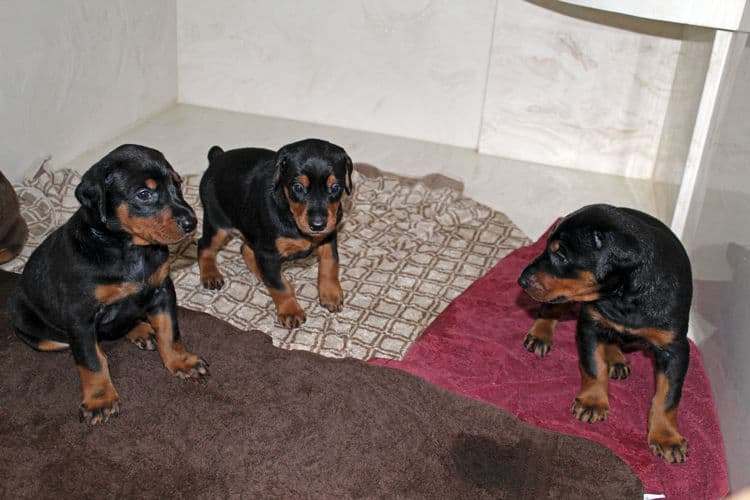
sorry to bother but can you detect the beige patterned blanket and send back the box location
[2,163,528,360]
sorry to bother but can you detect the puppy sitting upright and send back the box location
[518,204,693,463]
[198,139,353,329]
[8,145,208,425]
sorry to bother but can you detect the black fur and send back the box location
[197,138,353,329]
[518,204,693,462]
[8,144,207,425]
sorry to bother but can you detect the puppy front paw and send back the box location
[572,398,609,423]
[319,288,344,313]
[524,332,552,357]
[79,398,120,426]
[200,270,225,290]
[169,354,210,381]
[608,361,631,380]
[127,321,157,351]
[278,310,306,329]
[649,430,688,463]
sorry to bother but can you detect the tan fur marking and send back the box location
[240,244,262,280]
[529,318,556,344]
[116,203,186,245]
[573,344,609,422]
[528,270,600,303]
[147,312,205,377]
[317,242,342,311]
[603,343,626,365]
[148,261,170,287]
[276,237,312,257]
[198,228,229,287]
[549,240,560,252]
[326,175,337,187]
[648,372,687,462]
[127,321,155,347]
[77,344,119,423]
[95,282,141,305]
[284,186,309,233]
[524,304,569,356]
[0,249,15,264]
[145,179,157,189]
[268,276,306,328]
[589,309,675,347]
[37,339,69,351]
[299,175,310,188]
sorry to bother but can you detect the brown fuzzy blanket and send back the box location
[0,270,641,498]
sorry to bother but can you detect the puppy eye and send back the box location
[135,189,154,202]
[328,183,341,195]
[292,182,306,194]
[554,250,568,264]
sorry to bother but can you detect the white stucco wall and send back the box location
[177,0,496,151]
[177,0,691,179]
[0,0,177,182]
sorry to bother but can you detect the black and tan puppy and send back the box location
[518,204,693,463]
[197,139,353,328]
[8,145,208,425]
[0,171,28,264]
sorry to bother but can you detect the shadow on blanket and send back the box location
[0,270,640,498]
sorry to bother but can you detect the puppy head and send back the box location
[273,138,353,237]
[75,144,197,245]
[517,204,640,303]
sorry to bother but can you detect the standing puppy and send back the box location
[8,145,208,425]
[197,139,353,328]
[0,171,28,264]
[518,204,693,463]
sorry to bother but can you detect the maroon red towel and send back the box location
[372,225,729,499]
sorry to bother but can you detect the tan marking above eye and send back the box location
[145,179,157,190]
[299,175,310,188]
[549,240,560,252]
[326,175,337,188]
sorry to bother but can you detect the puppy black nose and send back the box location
[178,216,197,234]
[309,218,327,232]
[518,274,529,289]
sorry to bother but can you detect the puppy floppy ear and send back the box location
[604,231,641,270]
[344,155,354,195]
[273,155,288,190]
[75,164,108,224]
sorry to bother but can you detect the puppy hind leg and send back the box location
[198,224,229,290]
[8,292,69,351]
[648,338,689,462]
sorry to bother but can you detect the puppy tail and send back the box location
[208,145,224,162]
